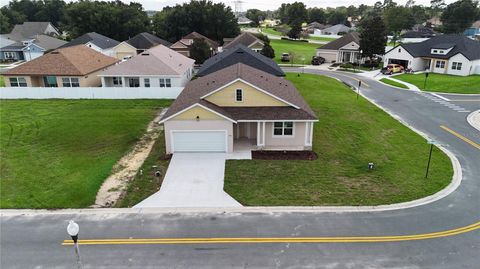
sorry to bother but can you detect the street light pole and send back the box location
[67,220,83,269]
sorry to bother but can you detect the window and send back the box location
[398,48,401,53]
[112,77,122,86]
[235,89,243,102]
[43,76,58,87]
[9,77,27,87]
[452,62,462,70]
[62,77,80,87]
[273,122,294,136]
[160,78,172,88]
[128,78,140,87]
[144,78,150,87]
[435,60,445,69]
[433,50,438,53]
[4,52,15,59]
[159,78,165,87]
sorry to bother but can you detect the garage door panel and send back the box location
[172,131,226,152]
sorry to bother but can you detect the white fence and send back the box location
[0,86,183,99]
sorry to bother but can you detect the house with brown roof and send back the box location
[222,32,264,52]
[99,44,195,88]
[3,45,119,87]
[170,31,219,57]
[159,63,317,153]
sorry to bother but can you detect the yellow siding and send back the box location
[112,42,137,60]
[172,106,224,120]
[205,80,288,107]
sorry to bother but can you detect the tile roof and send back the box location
[223,32,264,50]
[161,63,317,122]
[4,45,119,76]
[317,32,360,50]
[393,34,480,60]
[61,32,120,50]
[126,32,172,49]
[197,44,284,77]
[100,44,194,76]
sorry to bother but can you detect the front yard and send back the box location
[224,73,452,206]
[394,73,480,94]
[380,78,409,89]
[0,100,171,208]
[270,39,319,65]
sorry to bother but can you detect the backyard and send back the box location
[270,39,320,65]
[394,73,480,94]
[0,100,171,208]
[224,73,452,206]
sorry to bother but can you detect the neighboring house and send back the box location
[99,44,194,88]
[3,45,118,87]
[222,32,264,52]
[383,35,480,76]
[0,34,67,62]
[9,21,60,37]
[170,32,219,57]
[306,22,331,36]
[237,16,253,26]
[316,32,362,63]
[426,16,442,27]
[159,63,318,153]
[402,25,437,38]
[319,24,352,35]
[60,32,120,56]
[109,32,173,60]
[197,44,284,77]
[464,20,480,40]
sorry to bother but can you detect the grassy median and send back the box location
[380,78,409,89]
[0,100,171,208]
[224,73,452,206]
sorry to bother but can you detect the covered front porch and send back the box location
[337,49,364,64]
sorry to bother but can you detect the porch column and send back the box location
[121,77,126,88]
[262,122,266,147]
[100,77,106,87]
[257,122,261,146]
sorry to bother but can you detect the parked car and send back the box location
[281,53,290,62]
[311,56,325,65]
[381,64,404,75]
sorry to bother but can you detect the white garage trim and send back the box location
[170,130,228,153]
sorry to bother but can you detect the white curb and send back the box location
[467,110,480,132]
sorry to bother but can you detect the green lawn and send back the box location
[270,39,320,65]
[0,75,4,87]
[0,100,171,208]
[380,78,409,89]
[307,35,337,42]
[224,73,452,206]
[261,27,337,42]
[261,27,285,36]
[394,73,480,94]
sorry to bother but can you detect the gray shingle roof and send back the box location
[126,32,172,49]
[394,34,480,60]
[317,32,360,50]
[197,44,285,77]
[223,32,264,50]
[61,32,120,50]
[10,22,59,37]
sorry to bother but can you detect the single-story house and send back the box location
[197,44,284,77]
[3,45,119,87]
[9,21,60,37]
[223,32,264,52]
[170,31,219,57]
[316,32,363,63]
[99,44,194,88]
[464,20,480,40]
[60,32,120,57]
[159,63,318,153]
[318,24,352,35]
[401,25,437,38]
[110,32,173,60]
[383,34,480,76]
[237,16,253,26]
[0,34,67,62]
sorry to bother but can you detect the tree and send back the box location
[0,11,12,34]
[287,20,302,39]
[190,38,211,64]
[261,43,275,58]
[441,0,479,33]
[307,8,326,23]
[286,2,307,25]
[327,10,347,25]
[246,9,266,26]
[359,15,387,60]
[430,0,446,15]
[383,6,415,34]
[277,3,290,24]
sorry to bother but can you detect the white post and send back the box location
[257,122,261,146]
[121,77,126,88]
[309,122,314,146]
[100,77,106,87]
[262,121,266,147]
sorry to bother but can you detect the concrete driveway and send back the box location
[134,153,242,208]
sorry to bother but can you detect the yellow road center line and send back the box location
[440,125,480,150]
[61,221,480,246]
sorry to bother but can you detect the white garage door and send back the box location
[171,131,227,152]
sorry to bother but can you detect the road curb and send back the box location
[467,110,480,132]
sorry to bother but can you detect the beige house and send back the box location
[170,31,219,57]
[110,41,137,60]
[222,32,264,52]
[3,45,119,87]
[159,63,318,153]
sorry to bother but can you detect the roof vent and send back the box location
[141,53,150,56]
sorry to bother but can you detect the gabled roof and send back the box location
[322,24,351,34]
[307,22,330,30]
[223,32,264,50]
[100,44,194,76]
[161,63,316,122]
[392,34,480,60]
[197,44,284,77]
[10,22,59,37]
[4,45,119,76]
[126,32,172,49]
[180,31,219,48]
[1,33,66,51]
[317,32,359,50]
[61,32,120,50]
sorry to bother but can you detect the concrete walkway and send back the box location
[134,153,242,208]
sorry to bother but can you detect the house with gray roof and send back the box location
[9,22,60,37]
[318,24,352,36]
[60,32,120,57]
[0,34,67,62]
[316,32,362,63]
[383,35,480,76]
[223,32,264,52]
[159,63,317,153]
[107,32,174,60]
[197,44,284,77]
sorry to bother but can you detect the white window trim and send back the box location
[235,88,243,102]
[435,60,446,69]
[62,77,80,87]
[9,77,27,87]
[144,78,150,87]
[272,121,295,138]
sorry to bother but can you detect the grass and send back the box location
[380,78,409,89]
[394,73,480,94]
[270,39,320,65]
[224,73,452,206]
[261,27,337,42]
[0,75,4,87]
[0,100,171,208]
[261,27,285,36]
[337,68,363,73]
[307,35,338,42]
[115,135,170,208]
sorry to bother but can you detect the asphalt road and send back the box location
[1,69,479,268]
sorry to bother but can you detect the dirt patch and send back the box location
[92,108,168,208]
[252,150,318,160]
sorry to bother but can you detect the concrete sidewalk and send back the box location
[134,153,242,208]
